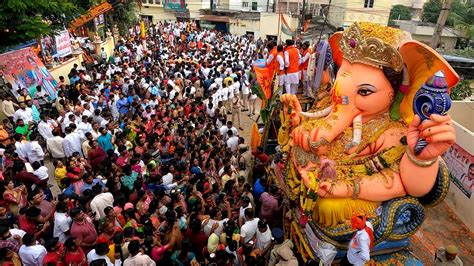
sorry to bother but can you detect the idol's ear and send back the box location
[329,32,343,67]
[398,40,459,124]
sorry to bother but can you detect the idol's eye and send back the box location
[357,88,373,96]
[357,84,376,96]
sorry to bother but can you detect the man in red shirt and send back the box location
[69,208,98,255]
[252,146,269,176]
[43,237,66,266]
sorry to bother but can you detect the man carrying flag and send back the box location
[284,39,301,94]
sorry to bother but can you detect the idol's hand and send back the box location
[407,114,456,160]
[280,94,302,128]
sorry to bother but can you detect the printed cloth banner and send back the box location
[41,30,72,58]
[54,30,72,57]
[442,143,474,198]
[0,48,57,99]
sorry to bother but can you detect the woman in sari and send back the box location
[0,180,27,217]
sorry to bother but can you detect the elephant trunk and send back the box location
[309,109,361,153]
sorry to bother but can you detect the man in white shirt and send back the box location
[37,115,58,140]
[219,121,238,138]
[256,220,272,250]
[161,167,174,186]
[47,130,66,160]
[87,242,121,266]
[18,233,47,266]
[25,133,45,164]
[63,127,83,157]
[344,215,373,266]
[90,184,114,221]
[14,134,28,161]
[203,207,230,237]
[123,240,156,266]
[240,208,260,244]
[226,130,239,152]
[77,116,93,139]
[239,196,252,226]
[54,202,72,243]
[13,103,33,124]
[62,113,78,132]
[1,95,18,118]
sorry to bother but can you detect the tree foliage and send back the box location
[450,79,472,100]
[390,5,413,21]
[422,0,474,39]
[112,0,138,36]
[0,0,79,50]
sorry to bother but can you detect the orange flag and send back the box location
[253,65,273,99]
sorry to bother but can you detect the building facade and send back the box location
[390,0,427,21]
[397,21,461,50]
[328,0,391,28]
[274,0,328,15]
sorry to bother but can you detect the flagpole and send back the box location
[277,13,281,44]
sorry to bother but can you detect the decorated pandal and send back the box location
[273,22,460,263]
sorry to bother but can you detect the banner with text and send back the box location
[442,143,474,198]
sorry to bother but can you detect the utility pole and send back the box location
[301,0,307,36]
[430,0,453,49]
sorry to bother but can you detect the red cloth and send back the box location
[18,215,38,235]
[88,147,107,168]
[64,247,87,266]
[43,244,65,266]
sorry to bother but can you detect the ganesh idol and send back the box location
[278,22,459,248]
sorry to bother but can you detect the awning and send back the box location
[69,2,113,30]
[199,15,229,23]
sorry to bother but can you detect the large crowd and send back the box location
[0,21,300,266]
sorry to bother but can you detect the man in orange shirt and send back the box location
[284,39,301,94]
[299,41,312,97]
[265,41,278,75]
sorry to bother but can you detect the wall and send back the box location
[139,5,177,22]
[259,12,298,41]
[49,56,82,84]
[229,18,261,38]
[49,37,115,84]
[411,34,458,50]
[444,119,474,231]
[329,0,391,27]
[450,101,474,134]
[100,37,115,60]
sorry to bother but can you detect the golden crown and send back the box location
[340,22,404,72]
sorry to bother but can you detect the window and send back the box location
[252,1,257,10]
[243,2,249,7]
[364,0,374,8]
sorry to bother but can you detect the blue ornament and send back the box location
[413,71,452,155]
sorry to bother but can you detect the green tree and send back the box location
[389,5,413,21]
[422,0,474,39]
[112,0,137,36]
[0,0,79,50]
